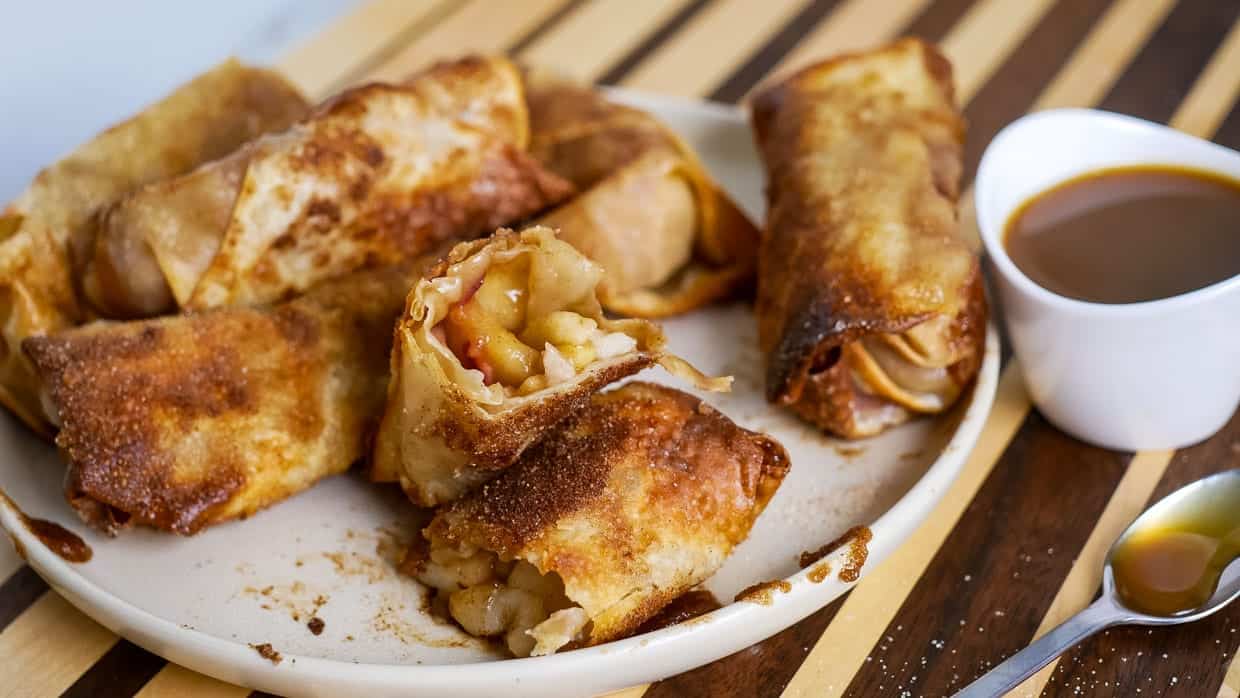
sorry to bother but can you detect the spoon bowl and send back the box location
[956,468,1240,697]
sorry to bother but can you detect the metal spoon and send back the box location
[955,468,1240,698]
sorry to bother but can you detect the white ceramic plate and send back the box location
[0,91,1000,698]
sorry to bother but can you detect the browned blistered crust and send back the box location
[750,38,986,438]
[524,70,759,317]
[426,382,790,645]
[0,60,308,435]
[80,55,574,318]
[23,263,430,535]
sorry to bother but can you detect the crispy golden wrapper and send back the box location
[751,39,987,438]
[406,382,789,656]
[81,55,573,318]
[525,71,759,317]
[371,226,729,506]
[23,261,435,535]
[0,60,308,434]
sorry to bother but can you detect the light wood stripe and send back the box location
[1005,449,1175,698]
[780,364,1032,698]
[361,0,572,83]
[517,0,698,82]
[134,664,249,698]
[0,593,116,698]
[601,686,652,698]
[1169,18,1240,138]
[275,0,452,97]
[1223,653,1240,698]
[751,0,935,96]
[620,0,806,96]
[939,0,1057,102]
[1031,0,1177,112]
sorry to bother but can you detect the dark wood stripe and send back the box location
[330,0,463,89]
[1213,102,1240,151]
[1044,411,1240,698]
[902,0,981,43]
[0,565,49,632]
[507,0,590,54]
[707,0,843,103]
[842,412,1131,696]
[645,596,849,698]
[1098,0,1240,122]
[960,0,1117,184]
[249,691,282,698]
[60,640,165,698]
[596,0,716,85]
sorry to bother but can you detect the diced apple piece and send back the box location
[472,258,529,331]
[520,310,598,348]
[444,301,541,386]
[555,343,596,371]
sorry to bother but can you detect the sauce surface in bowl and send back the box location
[1004,165,1240,304]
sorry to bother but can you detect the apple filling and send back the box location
[413,537,590,657]
[843,316,968,434]
[420,230,646,404]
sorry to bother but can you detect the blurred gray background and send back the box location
[0,0,356,202]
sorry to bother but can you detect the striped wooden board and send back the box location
[2,0,1239,696]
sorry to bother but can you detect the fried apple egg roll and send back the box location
[81,55,572,318]
[0,60,308,434]
[371,226,729,506]
[525,71,758,318]
[750,39,986,438]
[23,260,435,535]
[403,382,789,656]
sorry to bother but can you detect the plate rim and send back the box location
[0,90,1003,697]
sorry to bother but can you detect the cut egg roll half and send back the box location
[403,382,789,657]
[370,226,729,506]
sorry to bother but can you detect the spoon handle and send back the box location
[953,597,1127,698]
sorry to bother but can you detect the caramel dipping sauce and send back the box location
[1110,474,1239,616]
[1004,165,1240,304]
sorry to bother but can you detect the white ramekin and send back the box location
[975,108,1240,451]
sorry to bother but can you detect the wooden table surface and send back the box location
[3,0,1240,696]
